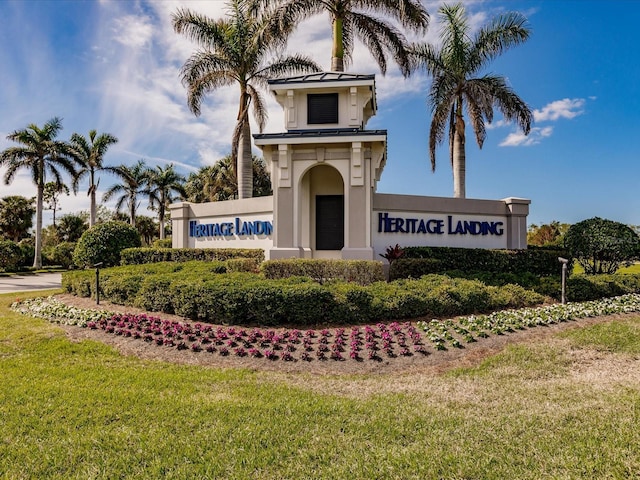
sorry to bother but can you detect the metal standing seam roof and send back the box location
[253,128,387,141]
[268,72,376,85]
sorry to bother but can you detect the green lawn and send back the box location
[2,291,640,479]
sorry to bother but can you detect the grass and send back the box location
[2,291,640,479]
[573,261,640,275]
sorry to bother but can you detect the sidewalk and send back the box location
[0,273,63,294]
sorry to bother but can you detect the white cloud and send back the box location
[112,14,154,48]
[499,126,553,147]
[533,98,585,122]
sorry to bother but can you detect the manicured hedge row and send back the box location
[391,246,570,280]
[261,259,384,285]
[120,247,265,265]
[62,262,545,325]
[435,270,640,303]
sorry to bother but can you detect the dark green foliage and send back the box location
[564,217,640,274]
[120,247,264,265]
[73,221,141,267]
[389,258,443,280]
[393,246,569,279]
[565,274,640,302]
[49,242,76,269]
[101,274,145,305]
[168,274,332,325]
[18,240,34,267]
[261,259,384,285]
[0,240,22,271]
[133,277,175,313]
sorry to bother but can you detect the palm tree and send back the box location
[0,117,77,268]
[70,130,119,227]
[145,164,186,239]
[102,160,149,228]
[202,157,237,202]
[412,3,533,198]
[265,0,429,74]
[172,0,321,199]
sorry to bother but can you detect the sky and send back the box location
[1,0,639,228]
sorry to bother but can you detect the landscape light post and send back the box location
[558,257,569,304]
[94,262,103,305]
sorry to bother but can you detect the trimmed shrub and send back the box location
[226,257,261,273]
[262,259,384,285]
[62,262,550,326]
[62,270,94,297]
[100,274,145,305]
[396,246,569,278]
[0,240,22,271]
[133,277,175,313]
[73,221,141,267]
[120,247,264,265]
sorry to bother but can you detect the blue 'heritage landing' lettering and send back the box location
[446,216,503,235]
[189,218,273,238]
[377,212,503,236]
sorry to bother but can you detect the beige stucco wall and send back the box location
[169,196,274,258]
[372,194,530,255]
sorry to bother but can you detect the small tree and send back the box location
[0,196,35,242]
[43,181,70,227]
[73,221,141,267]
[527,221,570,247]
[564,217,640,274]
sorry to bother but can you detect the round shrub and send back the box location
[564,217,640,274]
[73,221,141,268]
[0,240,22,271]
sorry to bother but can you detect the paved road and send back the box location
[0,273,63,294]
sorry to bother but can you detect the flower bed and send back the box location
[10,293,640,362]
[418,293,640,350]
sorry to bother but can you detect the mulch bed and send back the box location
[54,293,632,375]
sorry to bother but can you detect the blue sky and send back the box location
[1,0,639,228]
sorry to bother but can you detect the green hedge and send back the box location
[261,259,384,285]
[120,247,265,265]
[62,262,546,326]
[391,246,570,280]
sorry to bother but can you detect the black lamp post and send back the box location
[93,262,103,305]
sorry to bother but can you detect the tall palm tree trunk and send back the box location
[331,18,345,72]
[129,199,136,228]
[453,109,466,199]
[33,177,44,269]
[237,117,253,199]
[159,191,166,240]
[89,169,97,227]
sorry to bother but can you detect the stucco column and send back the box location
[503,197,531,249]
[342,141,374,260]
[270,144,306,259]
[169,202,192,249]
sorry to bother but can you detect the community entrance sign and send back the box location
[170,72,529,260]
